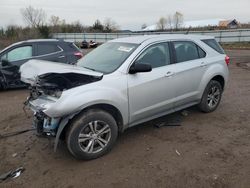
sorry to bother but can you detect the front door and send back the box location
[127,42,176,125]
[0,45,33,87]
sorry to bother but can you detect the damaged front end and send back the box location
[25,72,102,136]
[21,60,103,145]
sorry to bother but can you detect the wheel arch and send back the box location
[199,73,226,98]
[59,103,125,141]
[211,75,225,90]
[198,61,228,100]
[80,103,124,133]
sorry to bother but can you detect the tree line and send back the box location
[0,6,119,48]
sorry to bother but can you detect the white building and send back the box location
[142,19,230,31]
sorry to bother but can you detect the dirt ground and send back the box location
[0,50,250,188]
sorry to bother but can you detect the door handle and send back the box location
[165,71,174,77]
[58,55,65,58]
[200,62,207,67]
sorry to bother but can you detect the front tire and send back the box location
[198,80,222,113]
[0,77,6,90]
[66,109,118,160]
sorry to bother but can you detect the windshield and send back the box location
[77,42,139,74]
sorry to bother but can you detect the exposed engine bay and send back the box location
[29,72,102,99]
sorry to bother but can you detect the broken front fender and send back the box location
[28,95,57,112]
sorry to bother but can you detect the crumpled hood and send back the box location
[20,59,103,85]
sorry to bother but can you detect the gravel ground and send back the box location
[0,50,250,188]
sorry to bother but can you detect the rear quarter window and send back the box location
[36,44,61,56]
[67,42,80,52]
[202,39,225,54]
[198,46,206,58]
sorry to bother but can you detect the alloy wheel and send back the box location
[207,86,220,108]
[78,120,111,154]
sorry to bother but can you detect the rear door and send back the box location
[34,42,67,63]
[171,40,207,108]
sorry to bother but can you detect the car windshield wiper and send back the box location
[83,66,97,71]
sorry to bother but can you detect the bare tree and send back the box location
[21,6,46,28]
[157,17,167,30]
[49,15,66,33]
[71,20,85,32]
[49,15,60,26]
[49,15,66,26]
[173,11,183,30]
[92,19,104,31]
[103,18,119,32]
[141,23,147,30]
[166,15,173,30]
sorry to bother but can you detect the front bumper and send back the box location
[28,95,57,112]
[25,96,61,136]
[24,95,77,152]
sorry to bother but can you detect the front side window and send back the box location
[6,46,32,62]
[135,43,171,68]
[78,42,138,74]
[173,41,201,63]
[37,44,61,56]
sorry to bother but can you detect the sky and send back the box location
[0,0,250,30]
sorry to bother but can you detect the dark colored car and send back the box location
[80,40,98,49]
[0,39,83,89]
[80,40,89,49]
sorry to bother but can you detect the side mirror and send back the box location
[129,63,152,74]
[1,59,10,67]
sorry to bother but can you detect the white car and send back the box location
[20,35,229,160]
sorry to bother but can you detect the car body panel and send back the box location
[20,59,103,85]
[49,72,128,123]
[128,64,176,124]
[20,35,229,149]
[172,58,207,108]
[197,56,229,99]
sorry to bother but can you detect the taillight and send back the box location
[225,55,230,66]
[74,52,83,59]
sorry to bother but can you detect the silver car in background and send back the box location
[20,35,229,160]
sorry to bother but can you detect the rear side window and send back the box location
[36,44,61,56]
[173,41,205,63]
[202,39,225,54]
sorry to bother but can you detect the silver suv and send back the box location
[20,35,229,160]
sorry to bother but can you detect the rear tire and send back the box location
[198,80,222,113]
[66,109,118,160]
